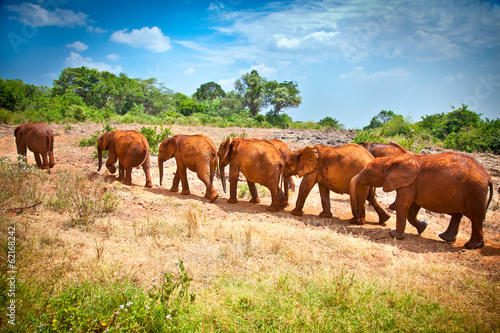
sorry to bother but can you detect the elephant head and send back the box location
[349,154,418,217]
[284,146,319,178]
[218,137,234,193]
[97,131,114,173]
[158,135,179,186]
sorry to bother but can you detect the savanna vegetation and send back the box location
[2,66,498,154]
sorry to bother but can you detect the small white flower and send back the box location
[144,305,150,310]
[126,301,133,307]
[166,314,172,320]
[119,304,124,309]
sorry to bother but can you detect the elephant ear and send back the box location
[297,146,319,177]
[383,155,418,192]
[164,136,178,159]
[221,137,234,163]
[98,132,111,150]
[14,125,23,141]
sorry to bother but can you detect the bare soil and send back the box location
[1,122,499,285]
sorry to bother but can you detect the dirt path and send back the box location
[1,122,499,278]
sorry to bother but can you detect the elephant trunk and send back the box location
[159,157,164,186]
[349,173,360,218]
[98,149,103,172]
[220,162,227,193]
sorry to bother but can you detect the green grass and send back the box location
[1,267,480,332]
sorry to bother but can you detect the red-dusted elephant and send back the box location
[350,152,493,249]
[97,130,152,187]
[158,134,218,202]
[359,142,408,157]
[284,144,390,223]
[218,137,287,211]
[14,122,55,169]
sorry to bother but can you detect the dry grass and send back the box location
[0,152,499,330]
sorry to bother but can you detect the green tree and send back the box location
[318,116,344,129]
[364,110,395,130]
[193,82,225,114]
[265,80,302,115]
[235,70,267,117]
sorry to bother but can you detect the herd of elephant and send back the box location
[14,122,494,250]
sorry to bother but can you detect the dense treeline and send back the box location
[0,67,499,153]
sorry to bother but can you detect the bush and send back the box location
[138,125,173,154]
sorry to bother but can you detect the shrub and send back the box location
[138,125,173,154]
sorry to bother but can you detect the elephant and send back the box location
[284,144,390,224]
[349,152,493,249]
[158,134,218,202]
[97,129,153,187]
[359,142,408,157]
[14,122,55,169]
[267,139,296,193]
[218,137,287,211]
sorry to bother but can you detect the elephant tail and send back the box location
[486,180,493,211]
[135,150,149,169]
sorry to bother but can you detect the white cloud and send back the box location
[218,78,236,91]
[106,53,120,61]
[65,52,121,74]
[110,26,171,53]
[208,3,224,11]
[66,41,88,52]
[41,72,57,79]
[338,66,410,82]
[6,2,88,28]
[185,67,195,75]
[241,64,277,77]
[87,26,107,33]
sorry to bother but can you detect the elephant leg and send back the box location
[291,174,316,216]
[465,215,485,249]
[106,151,117,174]
[170,170,180,192]
[318,183,332,218]
[227,164,239,204]
[389,188,415,240]
[368,187,391,224]
[177,164,190,195]
[199,169,218,202]
[123,166,133,185]
[407,203,427,235]
[350,184,370,225]
[439,213,462,243]
[248,181,260,204]
[267,186,281,212]
[118,163,125,181]
[40,151,50,169]
[33,152,44,168]
[142,155,153,188]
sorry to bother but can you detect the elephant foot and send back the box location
[266,205,280,212]
[107,165,116,174]
[181,189,191,195]
[123,180,132,186]
[208,194,218,203]
[349,217,365,225]
[249,198,260,204]
[49,162,55,168]
[170,187,179,192]
[41,165,49,170]
[291,209,303,216]
[319,211,332,218]
[227,198,238,204]
[389,230,406,240]
[145,182,153,188]
[464,239,485,249]
[414,221,427,235]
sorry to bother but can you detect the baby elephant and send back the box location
[350,152,493,249]
[158,134,218,202]
[14,122,55,169]
[97,130,153,187]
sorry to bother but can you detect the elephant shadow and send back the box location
[286,212,500,255]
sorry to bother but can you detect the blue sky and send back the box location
[1,0,499,129]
